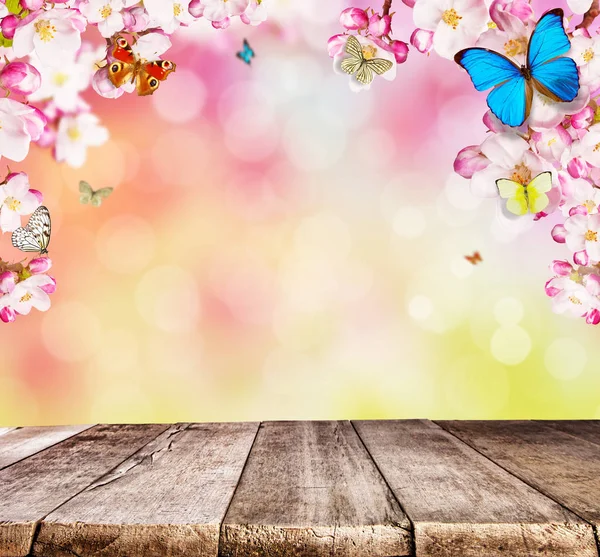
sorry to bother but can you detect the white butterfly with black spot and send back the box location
[12,205,51,255]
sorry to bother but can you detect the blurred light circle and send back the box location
[355,128,395,169]
[445,173,483,211]
[135,265,201,332]
[284,108,346,171]
[451,257,474,279]
[152,69,206,124]
[96,215,155,274]
[408,295,433,321]
[95,329,139,377]
[294,212,352,261]
[42,301,102,362]
[89,384,153,422]
[490,325,531,365]
[152,129,208,188]
[545,337,587,380]
[392,207,426,238]
[493,297,524,326]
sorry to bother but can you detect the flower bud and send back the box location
[574,250,589,266]
[389,40,408,64]
[40,275,56,294]
[571,106,594,129]
[586,308,600,324]
[368,13,392,37]
[545,278,561,297]
[0,305,16,323]
[551,224,567,243]
[410,28,433,54]
[454,145,489,179]
[28,257,52,274]
[189,0,204,18]
[20,0,44,9]
[1,14,18,40]
[567,157,589,179]
[0,271,15,294]
[340,8,369,31]
[327,34,347,58]
[550,260,573,276]
[92,67,123,99]
[0,62,41,96]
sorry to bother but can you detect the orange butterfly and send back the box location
[465,251,483,265]
[107,35,176,96]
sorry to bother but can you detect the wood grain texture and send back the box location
[0,427,17,437]
[220,420,412,557]
[354,420,596,557]
[438,421,600,535]
[34,422,259,557]
[537,420,600,447]
[0,425,93,470]
[0,424,168,557]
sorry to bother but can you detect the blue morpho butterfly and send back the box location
[454,8,580,128]
[236,39,255,65]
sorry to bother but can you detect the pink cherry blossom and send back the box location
[0,98,45,162]
[564,213,600,263]
[201,0,249,24]
[413,0,489,59]
[13,9,86,67]
[79,0,125,38]
[2,274,54,316]
[0,172,41,232]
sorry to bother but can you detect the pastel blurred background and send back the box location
[1,0,597,426]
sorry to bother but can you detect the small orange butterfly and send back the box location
[107,35,176,96]
[465,251,483,265]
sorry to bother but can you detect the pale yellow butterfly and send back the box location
[496,171,552,216]
[340,35,393,86]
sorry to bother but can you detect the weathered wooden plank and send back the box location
[220,420,412,557]
[438,421,600,538]
[0,423,169,557]
[354,420,596,557]
[0,427,17,437]
[537,420,600,447]
[0,425,93,470]
[33,422,259,557]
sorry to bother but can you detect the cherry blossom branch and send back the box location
[382,0,393,17]
[576,0,599,30]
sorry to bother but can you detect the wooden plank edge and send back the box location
[219,523,413,557]
[434,421,600,557]
[415,521,597,557]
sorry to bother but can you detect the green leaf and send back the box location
[5,0,21,15]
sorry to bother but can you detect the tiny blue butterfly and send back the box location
[237,39,255,65]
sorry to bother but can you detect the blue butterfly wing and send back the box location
[236,40,255,65]
[455,48,521,91]
[487,75,528,127]
[527,9,570,69]
[531,56,579,102]
[456,48,526,126]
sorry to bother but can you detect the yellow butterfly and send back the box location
[496,171,552,216]
[340,35,393,85]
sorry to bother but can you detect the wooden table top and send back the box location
[1,420,599,556]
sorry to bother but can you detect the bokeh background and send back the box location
[1,0,597,426]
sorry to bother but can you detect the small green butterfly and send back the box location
[79,181,113,207]
[340,35,393,86]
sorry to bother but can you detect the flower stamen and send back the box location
[34,20,57,43]
[442,8,462,29]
